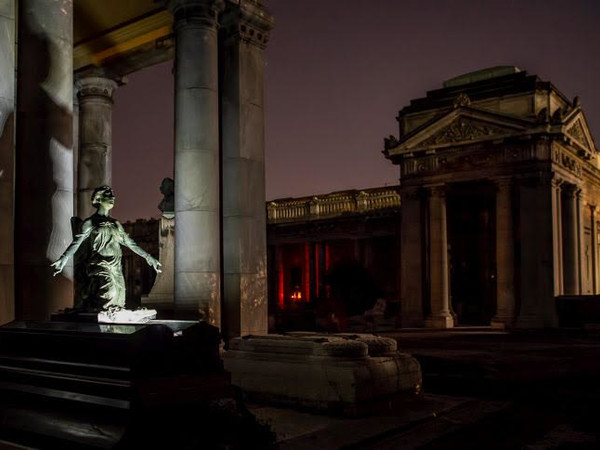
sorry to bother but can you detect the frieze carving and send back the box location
[566,119,587,145]
[419,118,507,148]
[551,147,582,177]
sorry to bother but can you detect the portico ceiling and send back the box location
[74,0,172,74]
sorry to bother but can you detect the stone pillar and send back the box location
[75,76,118,219]
[399,187,424,327]
[562,184,580,295]
[0,0,15,325]
[591,205,597,293]
[15,0,74,320]
[492,178,515,328]
[425,185,453,328]
[169,0,223,323]
[220,0,273,338]
[516,174,557,328]
[552,178,563,295]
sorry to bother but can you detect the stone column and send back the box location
[399,187,424,327]
[15,0,74,320]
[169,0,223,323]
[220,0,273,338]
[516,174,557,328]
[425,185,453,328]
[75,76,118,219]
[562,184,580,295]
[0,0,15,325]
[591,205,597,293]
[552,178,563,295]
[492,178,515,328]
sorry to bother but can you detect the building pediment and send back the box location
[385,107,532,156]
[562,109,597,155]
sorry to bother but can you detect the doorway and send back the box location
[447,182,496,325]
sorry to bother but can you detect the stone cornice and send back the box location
[220,0,274,49]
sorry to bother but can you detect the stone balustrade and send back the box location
[267,186,401,223]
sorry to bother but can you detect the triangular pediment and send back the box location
[386,107,533,155]
[563,109,597,154]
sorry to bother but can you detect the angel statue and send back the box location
[51,186,161,312]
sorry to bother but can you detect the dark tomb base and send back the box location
[0,318,273,449]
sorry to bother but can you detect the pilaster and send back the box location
[399,187,425,327]
[0,0,15,325]
[516,173,558,328]
[219,0,273,338]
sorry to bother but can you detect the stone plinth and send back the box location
[142,216,175,309]
[223,333,422,416]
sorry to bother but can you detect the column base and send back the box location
[490,315,515,329]
[515,314,545,329]
[425,314,454,329]
[400,313,424,328]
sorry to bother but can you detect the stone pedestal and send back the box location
[0,1,15,325]
[219,1,273,339]
[14,0,74,320]
[223,333,422,416]
[142,216,175,309]
[169,0,224,323]
[425,186,453,328]
[492,178,516,328]
[75,75,118,219]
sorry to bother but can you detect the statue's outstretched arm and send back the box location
[118,222,162,273]
[51,220,92,276]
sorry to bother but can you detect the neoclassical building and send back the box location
[269,67,599,329]
[0,0,273,339]
[387,66,599,328]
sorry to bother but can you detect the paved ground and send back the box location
[255,328,600,449]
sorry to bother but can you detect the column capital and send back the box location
[166,0,225,29]
[494,176,514,190]
[220,0,275,49]
[562,183,581,198]
[75,76,119,102]
[427,184,446,198]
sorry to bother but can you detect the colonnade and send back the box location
[399,173,589,329]
[0,0,273,339]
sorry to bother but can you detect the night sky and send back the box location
[111,0,600,221]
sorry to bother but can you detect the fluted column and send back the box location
[492,178,515,328]
[399,187,425,327]
[169,0,224,323]
[75,76,118,219]
[425,185,453,328]
[15,0,74,320]
[562,184,580,295]
[0,0,16,325]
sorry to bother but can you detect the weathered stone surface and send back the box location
[142,216,175,306]
[224,333,422,415]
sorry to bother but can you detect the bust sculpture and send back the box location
[158,177,174,218]
[51,186,161,312]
